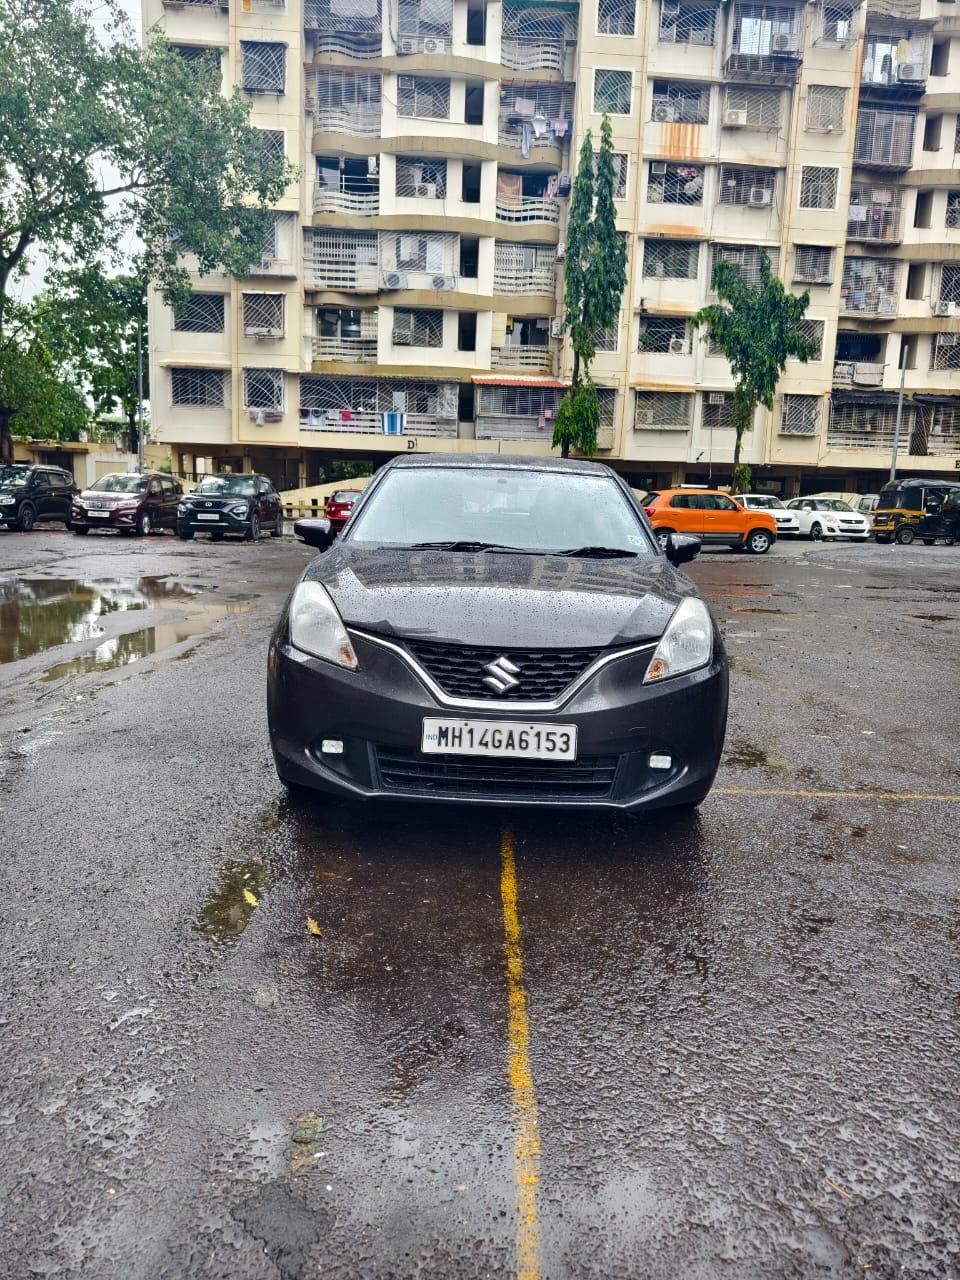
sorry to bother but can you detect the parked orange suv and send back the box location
[642,488,778,555]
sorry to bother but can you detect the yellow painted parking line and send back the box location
[715,786,960,802]
[499,827,542,1280]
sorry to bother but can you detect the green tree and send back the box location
[690,252,817,493]
[0,308,90,447]
[0,0,293,459]
[33,268,147,454]
[553,116,627,458]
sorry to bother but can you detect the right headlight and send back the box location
[288,580,358,670]
[644,597,714,684]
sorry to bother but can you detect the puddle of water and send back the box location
[728,606,786,615]
[725,742,769,769]
[194,858,270,944]
[912,614,952,623]
[0,576,206,665]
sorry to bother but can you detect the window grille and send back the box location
[931,333,960,371]
[303,229,379,289]
[498,85,574,149]
[241,42,285,94]
[947,192,960,230]
[939,263,960,305]
[173,293,225,333]
[779,394,822,436]
[793,245,833,285]
[307,70,381,135]
[651,80,709,124]
[828,400,915,449]
[597,388,616,429]
[955,118,960,153]
[642,239,699,279]
[920,403,960,454]
[710,243,778,286]
[258,130,285,162]
[299,376,458,435]
[397,76,450,119]
[647,163,704,206]
[718,165,776,207]
[639,316,689,353]
[722,86,781,129]
[658,1,717,45]
[728,4,801,58]
[593,152,628,198]
[853,108,916,169]
[594,322,619,352]
[242,293,284,337]
[493,242,557,294]
[847,183,904,243]
[398,0,453,41]
[501,4,578,73]
[395,157,447,199]
[392,308,443,347]
[381,231,458,286]
[171,45,221,73]
[475,383,565,439]
[594,69,632,115]
[634,391,693,429]
[598,0,635,35]
[796,318,824,359]
[799,166,838,209]
[806,85,846,132]
[861,33,930,89]
[171,368,225,408]
[840,257,900,315]
[820,1,855,43]
[244,368,284,411]
[305,0,382,33]
[702,391,736,430]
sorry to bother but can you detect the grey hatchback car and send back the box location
[267,455,728,813]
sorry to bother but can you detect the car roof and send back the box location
[382,452,613,477]
[656,487,734,497]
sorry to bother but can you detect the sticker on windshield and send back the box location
[628,535,645,546]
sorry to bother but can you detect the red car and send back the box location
[324,489,361,533]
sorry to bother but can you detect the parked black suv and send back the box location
[0,465,78,531]
[177,473,282,541]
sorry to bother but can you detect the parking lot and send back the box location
[1,529,958,1279]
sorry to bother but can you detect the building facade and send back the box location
[144,0,960,494]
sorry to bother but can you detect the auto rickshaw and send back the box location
[873,477,960,545]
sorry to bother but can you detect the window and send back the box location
[658,1,716,45]
[906,263,926,301]
[171,45,221,74]
[594,69,632,115]
[793,246,833,285]
[598,0,635,36]
[396,157,447,198]
[840,258,900,315]
[938,263,960,306]
[647,162,704,206]
[173,293,225,333]
[718,165,776,207]
[914,190,933,229]
[847,183,904,243]
[306,69,382,135]
[651,80,709,124]
[923,114,943,152]
[638,316,689,353]
[397,76,450,119]
[799,166,838,209]
[932,332,960,371]
[398,0,454,43]
[780,395,822,436]
[710,243,778,286]
[392,308,443,347]
[722,86,781,129]
[947,191,960,230]
[244,368,284,411]
[806,85,846,133]
[171,368,225,407]
[931,40,950,77]
[728,3,800,58]
[702,391,737,430]
[595,322,619,352]
[796,318,824,360]
[634,391,694,430]
[593,151,628,198]
[820,1,855,43]
[853,108,916,168]
[242,293,284,337]
[258,129,285,162]
[642,239,699,279]
[240,41,286,94]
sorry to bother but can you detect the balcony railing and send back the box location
[495,197,561,225]
[313,188,380,216]
[827,403,916,450]
[491,344,556,372]
[847,190,903,243]
[860,34,929,95]
[308,102,381,136]
[833,361,885,387]
[500,38,573,74]
[311,33,382,57]
[312,335,377,363]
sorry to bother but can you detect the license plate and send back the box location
[87,510,109,518]
[421,718,577,761]
[197,513,220,521]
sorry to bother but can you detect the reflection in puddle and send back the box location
[0,576,206,664]
[195,859,271,944]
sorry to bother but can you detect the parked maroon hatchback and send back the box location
[72,472,182,536]
[324,489,362,533]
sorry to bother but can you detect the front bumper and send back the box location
[178,508,250,534]
[268,631,728,811]
[71,507,138,530]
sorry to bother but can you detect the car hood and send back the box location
[79,490,139,503]
[304,545,695,648]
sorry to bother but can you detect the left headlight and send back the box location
[230,503,250,517]
[288,580,358,671]
[644,597,713,684]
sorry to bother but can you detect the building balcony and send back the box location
[491,343,557,373]
[495,196,561,225]
[833,361,885,387]
[500,38,574,76]
[721,48,802,86]
[313,188,380,217]
[304,0,381,58]
[308,103,381,137]
[860,34,929,98]
[852,108,915,171]
[847,186,903,244]
[312,335,377,364]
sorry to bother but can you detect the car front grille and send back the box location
[404,640,604,702]
[376,748,620,800]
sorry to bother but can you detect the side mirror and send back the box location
[294,517,334,550]
[665,533,701,566]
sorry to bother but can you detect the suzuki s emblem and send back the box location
[482,656,521,694]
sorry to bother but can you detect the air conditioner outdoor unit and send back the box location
[555,242,565,259]
[247,326,282,338]
[263,410,284,422]
[422,37,447,53]
[248,409,265,425]
[668,336,689,354]
[638,409,655,425]
[853,362,883,385]
[708,392,725,405]
[939,333,960,346]
[652,261,666,277]
[653,102,677,122]
[651,161,668,175]
[259,257,277,271]
[414,183,435,197]
[398,37,418,53]
[432,274,455,289]
[772,32,800,53]
[724,108,748,127]
[877,294,896,315]
[748,186,773,206]
[383,272,408,288]
[550,318,563,338]
[897,63,920,80]
[393,325,413,345]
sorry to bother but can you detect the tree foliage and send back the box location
[690,252,817,491]
[554,116,627,459]
[0,307,90,457]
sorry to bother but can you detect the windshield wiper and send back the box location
[551,545,639,559]
[410,540,535,553]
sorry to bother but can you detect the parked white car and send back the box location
[739,494,801,535]
[785,498,872,540]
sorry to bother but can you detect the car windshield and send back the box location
[0,465,31,487]
[195,475,257,497]
[815,499,854,512]
[745,495,785,509]
[347,467,652,555]
[90,474,148,493]
[331,491,358,503]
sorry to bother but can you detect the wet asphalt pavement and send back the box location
[0,528,958,1280]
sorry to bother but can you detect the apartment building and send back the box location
[144,0,960,494]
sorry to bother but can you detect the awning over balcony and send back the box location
[831,389,903,407]
[911,393,960,406]
[471,374,570,388]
